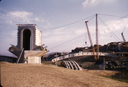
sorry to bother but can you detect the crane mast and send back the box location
[96,14,99,60]
[85,21,97,60]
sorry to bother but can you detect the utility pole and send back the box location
[96,14,99,60]
[85,21,97,60]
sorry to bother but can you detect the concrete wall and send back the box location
[28,56,41,64]
[35,28,42,46]
[17,24,36,50]
[16,24,42,50]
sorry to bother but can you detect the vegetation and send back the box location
[104,76,128,83]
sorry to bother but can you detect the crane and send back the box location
[85,21,97,61]
[85,14,99,61]
[121,33,126,42]
[121,33,128,51]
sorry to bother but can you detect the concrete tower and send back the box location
[9,24,48,64]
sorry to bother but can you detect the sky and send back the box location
[0,0,128,56]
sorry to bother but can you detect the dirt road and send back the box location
[1,62,128,87]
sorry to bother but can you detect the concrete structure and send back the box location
[16,24,42,50]
[61,61,82,70]
[9,24,48,64]
[52,52,117,62]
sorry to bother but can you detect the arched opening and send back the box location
[23,29,31,50]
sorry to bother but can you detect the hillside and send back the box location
[1,62,128,87]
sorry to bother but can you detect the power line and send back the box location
[98,16,121,41]
[98,16,120,41]
[97,14,128,41]
[48,14,128,50]
[98,14,128,29]
[122,20,128,33]
[49,34,85,50]
[41,14,95,31]
[45,15,96,50]
[99,14,125,17]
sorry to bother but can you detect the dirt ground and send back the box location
[1,62,128,87]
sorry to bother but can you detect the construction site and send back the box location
[45,14,128,72]
[1,0,128,86]
[0,14,128,87]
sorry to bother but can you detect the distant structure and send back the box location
[9,24,48,64]
[71,41,128,53]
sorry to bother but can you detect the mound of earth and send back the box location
[1,62,128,87]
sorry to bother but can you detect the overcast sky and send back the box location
[0,0,128,56]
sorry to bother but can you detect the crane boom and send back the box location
[121,33,128,51]
[121,33,126,42]
[85,21,97,60]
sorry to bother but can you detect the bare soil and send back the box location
[1,62,128,87]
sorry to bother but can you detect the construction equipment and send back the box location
[85,14,100,61]
[85,21,97,61]
[121,33,128,51]
[121,33,126,42]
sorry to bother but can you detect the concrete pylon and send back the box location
[9,24,48,64]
